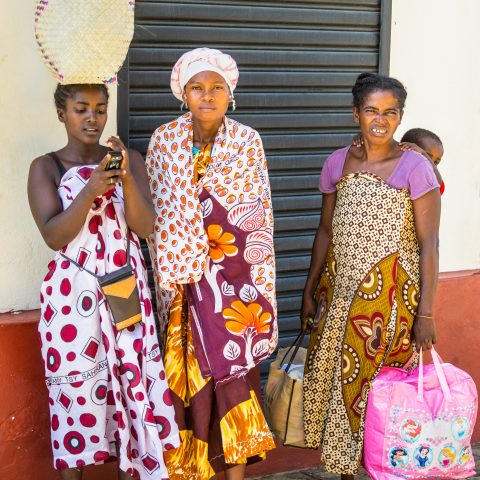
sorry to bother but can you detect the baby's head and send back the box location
[401,128,444,165]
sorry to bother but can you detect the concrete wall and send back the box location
[390,0,480,273]
[0,2,117,312]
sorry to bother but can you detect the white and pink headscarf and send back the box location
[170,47,239,101]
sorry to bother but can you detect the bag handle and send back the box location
[402,351,419,371]
[60,228,131,278]
[280,299,323,372]
[280,329,307,373]
[417,346,452,402]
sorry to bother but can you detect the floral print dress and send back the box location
[146,116,277,479]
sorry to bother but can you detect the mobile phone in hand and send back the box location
[105,151,123,171]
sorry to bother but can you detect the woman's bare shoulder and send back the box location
[29,153,58,179]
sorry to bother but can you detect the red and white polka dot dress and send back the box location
[38,166,179,479]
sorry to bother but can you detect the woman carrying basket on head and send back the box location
[28,83,179,480]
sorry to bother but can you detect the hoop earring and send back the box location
[180,101,188,111]
[231,98,236,111]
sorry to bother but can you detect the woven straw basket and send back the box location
[34,0,135,84]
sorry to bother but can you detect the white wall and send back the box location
[0,3,117,311]
[390,0,480,272]
[1,2,478,311]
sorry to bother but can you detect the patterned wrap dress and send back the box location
[303,147,438,475]
[38,164,179,478]
[146,114,277,479]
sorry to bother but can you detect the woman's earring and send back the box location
[231,97,236,111]
[180,101,188,111]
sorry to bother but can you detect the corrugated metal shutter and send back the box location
[118,0,384,378]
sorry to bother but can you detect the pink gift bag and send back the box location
[364,347,477,479]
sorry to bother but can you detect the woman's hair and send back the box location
[401,128,442,146]
[54,83,109,110]
[352,73,407,110]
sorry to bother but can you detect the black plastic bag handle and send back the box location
[280,329,308,373]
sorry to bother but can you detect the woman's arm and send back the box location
[301,191,336,330]
[412,187,441,351]
[28,154,119,250]
[106,137,155,238]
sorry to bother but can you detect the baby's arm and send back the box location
[399,142,443,185]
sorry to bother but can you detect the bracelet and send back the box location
[416,314,433,319]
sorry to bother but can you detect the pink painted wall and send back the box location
[1,271,478,479]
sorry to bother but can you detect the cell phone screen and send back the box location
[105,151,123,171]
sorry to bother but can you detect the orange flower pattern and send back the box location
[223,300,271,336]
[183,190,276,382]
[206,224,238,262]
[164,288,275,479]
[146,136,278,384]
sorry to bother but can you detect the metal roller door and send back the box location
[118,0,389,378]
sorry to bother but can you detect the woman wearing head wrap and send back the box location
[146,48,277,479]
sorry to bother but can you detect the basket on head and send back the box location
[34,0,135,85]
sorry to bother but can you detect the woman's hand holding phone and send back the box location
[83,154,122,198]
[84,136,132,197]
[105,136,132,180]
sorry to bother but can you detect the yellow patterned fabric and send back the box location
[193,144,212,182]
[303,172,420,475]
[164,286,275,479]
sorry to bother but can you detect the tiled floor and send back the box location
[250,444,480,479]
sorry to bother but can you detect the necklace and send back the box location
[193,144,212,182]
